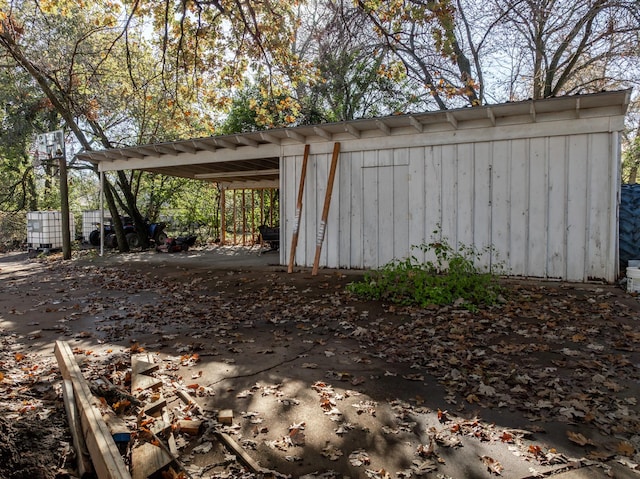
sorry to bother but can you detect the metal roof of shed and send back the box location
[76,89,631,189]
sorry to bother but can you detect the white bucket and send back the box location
[626,267,640,293]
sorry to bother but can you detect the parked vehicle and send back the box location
[89,216,167,249]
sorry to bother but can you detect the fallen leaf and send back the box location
[566,431,595,447]
[617,441,635,456]
[480,455,504,475]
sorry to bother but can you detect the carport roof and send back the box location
[75,89,631,189]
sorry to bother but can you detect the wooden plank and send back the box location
[103,412,131,443]
[473,143,493,269]
[174,389,264,474]
[131,374,162,395]
[312,142,341,275]
[408,146,426,262]
[455,143,474,247]
[586,132,612,280]
[378,165,395,265]
[566,134,589,281]
[55,340,132,479]
[288,144,310,273]
[215,431,264,474]
[362,166,378,267]
[349,151,364,268]
[393,156,409,260]
[130,442,172,479]
[131,359,159,376]
[490,141,511,271]
[547,136,567,279]
[143,397,167,417]
[440,144,458,245]
[61,379,93,478]
[423,145,442,265]
[528,137,549,277]
[509,139,528,276]
[176,419,202,436]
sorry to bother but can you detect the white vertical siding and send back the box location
[473,143,492,268]
[528,138,549,278]
[546,136,568,278]
[281,123,619,281]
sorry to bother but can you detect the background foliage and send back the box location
[0,0,638,247]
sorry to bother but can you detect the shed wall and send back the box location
[281,120,620,282]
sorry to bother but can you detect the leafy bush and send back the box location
[347,237,504,311]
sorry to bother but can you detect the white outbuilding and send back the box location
[78,89,631,282]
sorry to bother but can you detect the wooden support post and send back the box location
[242,189,246,245]
[312,142,340,275]
[269,188,274,226]
[251,189,256,244]
[54,341,132,479]
[220,187,226,245]
[288,144,310,273]
[232,190,237,245]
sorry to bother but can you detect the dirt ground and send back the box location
[0,246,639,479]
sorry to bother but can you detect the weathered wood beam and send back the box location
[192,140,217,153]
[313,126,332,140]
[409,116,424,132]
[61,379,94,477]
[172,142,198,154]
[194,168,279,179]
[55,340,132,479]
[375,120,391,135]
[175,388,265,474]
[486,108,496,126]
[213,138,237,150]
[235,135,259,147]
[344,123,361,138]
[259,132,282,145]
[529,102,537,122]
[446,112,458,129]
[285,130,306,143]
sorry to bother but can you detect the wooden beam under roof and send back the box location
[213,138,237,150]
[120,149,146,159]
[285,129,306,143]
[154,144,178,155]
[446,112,458,129]
[192,140,217,153]
[344,123,361,138]
[235,135,259,147]
[409,115,423,132]
[134,146,162,157]
[314,126,332,140]
[259,132,282,145]
[102,150,127,160]
[173,142,198,154]
[486,108,496,126]
[194,168,279,179]
[529,102,537,122]
[375,119,391,135]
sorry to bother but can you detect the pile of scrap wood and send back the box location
[54,340,272,478]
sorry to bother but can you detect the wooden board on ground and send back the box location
[61,379,93,477]
[130,442,173,479]
[55,340,132,479]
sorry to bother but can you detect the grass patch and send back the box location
[347,237,505,311]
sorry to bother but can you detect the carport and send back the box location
[77,89,631,282]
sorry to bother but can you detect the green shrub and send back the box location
[347,236,504,311]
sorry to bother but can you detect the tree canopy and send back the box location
[0,0,638,244]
